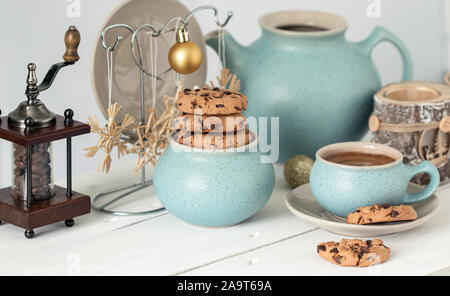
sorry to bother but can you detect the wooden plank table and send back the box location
[0,161,448,276]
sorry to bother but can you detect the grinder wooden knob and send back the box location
[63,25,80,62]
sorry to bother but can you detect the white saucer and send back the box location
[285,183,439,237]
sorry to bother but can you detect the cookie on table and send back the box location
[172,113,246,133]
[346,204,417,225]
[176,87,248,115]
[174,129,253,149]
[317,238,390,267]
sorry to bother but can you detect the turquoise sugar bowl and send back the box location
[206,10,413,162]
[153,132,275,227]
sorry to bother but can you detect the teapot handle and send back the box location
[357,26,413,81]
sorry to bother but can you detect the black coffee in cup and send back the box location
[325,152,396,167]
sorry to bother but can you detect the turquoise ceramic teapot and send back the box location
[206,10,413,162]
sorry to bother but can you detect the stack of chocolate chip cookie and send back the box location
[173,87,252,149]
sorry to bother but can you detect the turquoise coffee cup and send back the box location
[310,142,440,218]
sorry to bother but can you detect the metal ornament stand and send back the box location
[92,5,233,215]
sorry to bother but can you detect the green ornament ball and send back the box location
[284,155,314,188]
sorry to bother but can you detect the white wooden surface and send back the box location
[0,162,449,276]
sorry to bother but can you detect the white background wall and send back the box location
[0,0,447,188]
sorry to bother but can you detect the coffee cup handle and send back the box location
[402,161,440,204]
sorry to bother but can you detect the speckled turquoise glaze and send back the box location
[206,11,413,162]
[310,142,440,218]
[153,134,275,227]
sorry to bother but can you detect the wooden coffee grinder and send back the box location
[0,26,91,239]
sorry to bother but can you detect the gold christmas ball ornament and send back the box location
[284,155,314,188]
[168,26,202,75]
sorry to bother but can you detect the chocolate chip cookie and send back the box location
[346,204,417,225]
[174,129,253,149]
[317,238,390,267]
[176,87,248,115]
[172,113,246,133]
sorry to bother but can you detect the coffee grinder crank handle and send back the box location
[26,26,81,98]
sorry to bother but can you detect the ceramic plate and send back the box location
[286,183,439,237]
[91,0,207,140]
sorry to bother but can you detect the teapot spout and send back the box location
[205,30,247,73]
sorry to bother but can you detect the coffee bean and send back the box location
[38,166,50,175]
[14,167,24,176]
[15,160,25,169]
[40,175,50,185]
[14,150,26,159]
[32,157,42,166]
[32,163,44,172]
